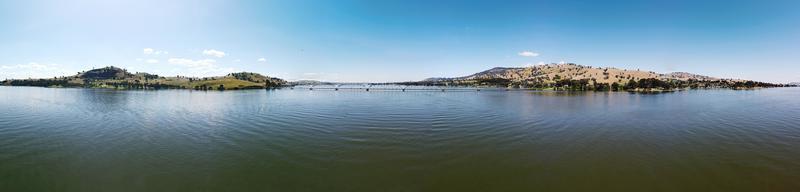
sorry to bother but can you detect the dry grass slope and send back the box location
[459,63,723,85]
[1,66,286,90]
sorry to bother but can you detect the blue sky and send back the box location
[0,0,798,83]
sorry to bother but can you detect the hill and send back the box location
[1,66,287,90]
[76,66,134,80]
[287,80,338,86]
[405,63,786,91]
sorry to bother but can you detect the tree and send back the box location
[625,79,637,90]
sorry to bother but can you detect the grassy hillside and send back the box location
[407,63,788,91]
[431,63,721,84]
[1,66,287,90]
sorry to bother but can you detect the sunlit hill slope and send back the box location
[1,66,286,90]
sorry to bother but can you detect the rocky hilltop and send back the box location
[1,66,286,90]
[409,63,786,91]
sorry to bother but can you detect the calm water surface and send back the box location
[1,86,799,191]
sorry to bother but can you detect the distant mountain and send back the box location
[664,72,719,81]
[288,80,337,86]
[431,64,721,83]
[407,63,785,91]
[1,66,287,90]
[789,82,800,86]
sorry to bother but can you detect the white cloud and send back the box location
[202,49,226,58]
[0,62,72,79]
[145,59,159,64]
[167,58,235,77]
[143,48,167,55]
[523,62,547,67]
[168,58,217,67]
[257,58,266,62]
[1,62,51,70]
[518,51,540,57]
[233,59,241,62]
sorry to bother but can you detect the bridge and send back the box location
[290,84,515,92]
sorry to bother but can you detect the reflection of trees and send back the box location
[79,89,130,113]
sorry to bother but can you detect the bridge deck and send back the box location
[289,85,515,92]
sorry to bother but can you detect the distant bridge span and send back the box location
[290,84,514,92]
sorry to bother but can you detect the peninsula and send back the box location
[402,63,790,91]
[1,66,286,90]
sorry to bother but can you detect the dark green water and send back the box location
[1,86,799,191]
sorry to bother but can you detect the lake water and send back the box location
[1,86,799,191]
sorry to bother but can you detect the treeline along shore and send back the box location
[1,64,795,91]
[398,63,793,92]
[1,66,287,90]
[399,77,788,92]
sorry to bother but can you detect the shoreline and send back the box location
[2,84,790,93]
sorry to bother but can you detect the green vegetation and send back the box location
[402,63,794,92]
[1,66,287,90]
[400,78,789,92]
[3,65,793,92]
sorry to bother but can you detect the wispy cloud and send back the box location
[523,62,546,67]
[143,48,167,55]
[518,51,539,57]
[167,58,234,77]
[0,62,72,79]
[202,49,226,58]
[168,58,216,68]
[257,58,266,62]
[1,62,53,70]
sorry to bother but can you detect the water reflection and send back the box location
[0,87,799,191]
